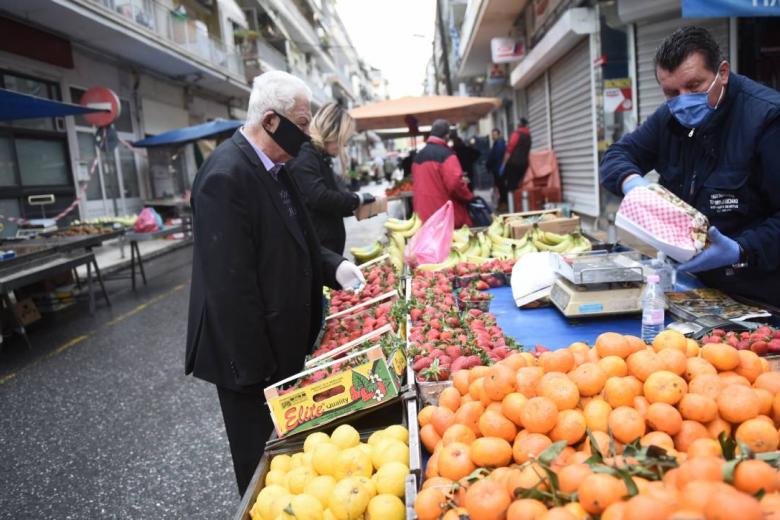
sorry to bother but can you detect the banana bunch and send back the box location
[530,226,592,254]
[485,221,538,260]
[384,213,421,238]
[350,241,384,265]
[416,248,465,272]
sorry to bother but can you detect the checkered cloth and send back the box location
[618,184,708,252]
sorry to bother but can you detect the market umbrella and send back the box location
[132,119,243,147]
[349,95,502,131]
[0,87,109,121]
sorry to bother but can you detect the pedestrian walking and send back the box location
[485,128,507,209]
[501,118,532,212]
[185,71,365,496]
[287,102,377,255]
[412,119,474,228]
[451,132,480,188]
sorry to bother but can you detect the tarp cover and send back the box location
[349,95,501,131]
[0,88,108,121]
[133,119,243,148]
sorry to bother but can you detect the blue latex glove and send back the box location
[498,163,506,177]
[677,227,740,273]
[622,175,650,194]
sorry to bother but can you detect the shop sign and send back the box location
[487,63,508,86]
[683,0,780,17]
[604,78,633,113]
[490,37,526,63]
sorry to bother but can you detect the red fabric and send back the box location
[412,137,473,228]
[504,126,530,161]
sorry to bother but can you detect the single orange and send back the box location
[470,436,513,468]
[595,332,632,359]
[520,397,559,434]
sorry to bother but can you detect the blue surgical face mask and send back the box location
[667,72,724,129]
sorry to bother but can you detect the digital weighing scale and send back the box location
[549,251,646,318]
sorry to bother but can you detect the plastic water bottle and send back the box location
[650,252,676,292]
[641,274,666,343]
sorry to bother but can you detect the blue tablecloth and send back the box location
[488,272,705,351]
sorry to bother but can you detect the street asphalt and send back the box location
[0,180,397,520]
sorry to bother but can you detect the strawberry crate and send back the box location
[453,271,508,290]
[326,290,399,321]
[456,287,492,313]
[264,345,402,438]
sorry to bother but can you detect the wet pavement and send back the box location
[0,180,399,520]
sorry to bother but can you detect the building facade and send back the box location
[0,0,381,222]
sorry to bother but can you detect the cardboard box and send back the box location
[354,197,388,220]
[264,345,402,438]
[14,298,41,326]
[506,211,581,239]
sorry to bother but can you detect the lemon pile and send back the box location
[250,423,411,520]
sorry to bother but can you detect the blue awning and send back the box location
[132,119,243,148]
[0,87,109,121]
[683,0,780,17]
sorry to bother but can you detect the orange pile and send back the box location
[414,330,780,520]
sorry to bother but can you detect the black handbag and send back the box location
[467,196,493,227]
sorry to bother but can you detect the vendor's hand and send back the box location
[622,174,649,194]
[358,192,375,205]
[336,260,366,291]
[677,227,740,273]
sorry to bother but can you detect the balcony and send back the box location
[90,0,244,77]
[0,0,250,97]
[241,36,289,79]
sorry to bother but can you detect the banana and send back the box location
[533,235,574,253]
[396,214,421,238]
[542,229,568,245]
[384,215,415,232]
[350,241,383,264]
[453,225,471,244]
[466,255,491,265]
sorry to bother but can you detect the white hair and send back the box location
[246,71,312,127]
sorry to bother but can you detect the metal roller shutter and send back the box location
[636,18,730,123]
[549,40,597,217]
[526,75,549,151]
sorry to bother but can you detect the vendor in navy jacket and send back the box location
[600,26,780,307]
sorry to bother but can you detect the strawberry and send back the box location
[445,345,463,359]
[412,356,433,372]
[450,357,468,372]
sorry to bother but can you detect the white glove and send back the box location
[335,260,366,291]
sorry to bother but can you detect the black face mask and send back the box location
[266,110,310,157]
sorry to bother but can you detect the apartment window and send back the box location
[16,138,70,186]
[1,72,63,132]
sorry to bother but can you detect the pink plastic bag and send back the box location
[404,201,454,267]
[134,207,161,233]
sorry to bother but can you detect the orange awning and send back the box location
[349,95,502,131]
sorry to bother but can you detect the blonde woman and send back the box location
[288,102,375,254]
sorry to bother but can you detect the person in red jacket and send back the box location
[412,119,474,227]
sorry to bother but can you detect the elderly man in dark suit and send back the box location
[185,71,365,496]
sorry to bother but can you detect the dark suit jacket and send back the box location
[287,142,359,255]
[185,131,344,394]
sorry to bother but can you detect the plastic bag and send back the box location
[134,207,162,233]
[510,252,555,307]
[404,201,454,267]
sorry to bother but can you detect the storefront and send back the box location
[510,8,600,217]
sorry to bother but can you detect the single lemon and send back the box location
[265,469,288,488]
[290,452,306,469]
[286,466,315,495]
[331,424,360,450]
[312,442,341,477]
[371,440,409,470]
[373,462,408,498]
[269,493,293,519]
[329,478,371,520]
[350,475,377,498]
[383,425,409,445]
[250,484,287,520]
[304,431,332,454]
[335,447,373,480]
[367,430,388,447]
[270,454,293,472]
[366,494,405,520]
[277,494,323,520]
[304,475,337,508]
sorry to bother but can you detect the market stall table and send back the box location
[0,251,109,348]
[117,225,185,290]
[488,272,706,350]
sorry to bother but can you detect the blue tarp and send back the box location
[132,119,243,148]
[0,88,108,121]
[488,272,706,350]
[683,0,780,17]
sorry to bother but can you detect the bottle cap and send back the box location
[646,274,660,283]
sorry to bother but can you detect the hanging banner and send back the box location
[487,63,508,86]
[491,37,526,63]
[683,0,780,17]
